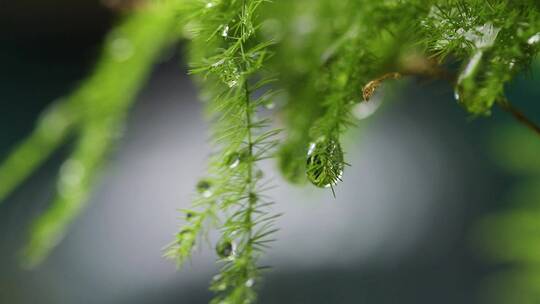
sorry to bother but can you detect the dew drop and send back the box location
[468,23,500,49]
[528,32,540,45]
[245,278,255,288]
[353,95,383,120]
[211,59,240,88]
[196,179,213,198]
[453,89,461,103]
[264,101,275,110]
[227,79,238,88]
[249,192,258,204]
[178,228,195,246]
[228,156,240,169]
[212,274,228,291]
[458,51,483,83]
[109,36,134,62]
[39,102,70,141]
[508,59,516,70]
[214,283,227,292]
[212,59,225,68]
[225,151,247,169]
[222,25,229,38]
[58,159,86,196]
[216,238,235,259]
[307,142,316,156]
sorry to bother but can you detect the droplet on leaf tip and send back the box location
[305,137,345,189]
[216,238,235,259]
[196,179,213,198]
[528,33,540,45]
[109,36,134,62]
[245,278,255,288]
[222,25,229,38]
[249,192,258,204]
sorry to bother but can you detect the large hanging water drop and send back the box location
[305,136,345,189]
[454,49,504,115]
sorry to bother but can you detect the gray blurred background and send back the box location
[1,1,534,303]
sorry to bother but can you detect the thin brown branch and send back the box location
[362,72,402,101]
[362,60,540,137]
[497,98,540,136]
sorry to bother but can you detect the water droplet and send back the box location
[458,51,483,83]
[454,49,496,113]
[353,95,383,120]
[205,2,214,8]
[265,102,275,110]
[212,274,227,291]
[178,228,195,246]
[38,102,70,141]
[228,155,240,169]
[212,59,224,68]
[179,228,193,237]
[216,238,235,259]
[453,89,460,102]
[423,8,500,51]
[306,137,345,188]
[227,79,238,88]
[58,159,86,196]
[196,179,213,198]
[307,142,316,156]
[222,25,229,38]
[528,32,540,45]
[225,151,248,169]
[109,36,134,62]
[508,59,516,70]
[245,278,255,288]
[211,59,240,88]
[467,23,500,49]
[249,192,258,204]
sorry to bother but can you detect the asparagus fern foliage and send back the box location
[0,0,539,303]
[164,1,280,302]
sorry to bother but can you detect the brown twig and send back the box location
[362,60,540,137]
[362,72,402,101]
[497,98,540,136]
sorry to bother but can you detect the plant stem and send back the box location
[364,66,540,137]
[497,98,540,136]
